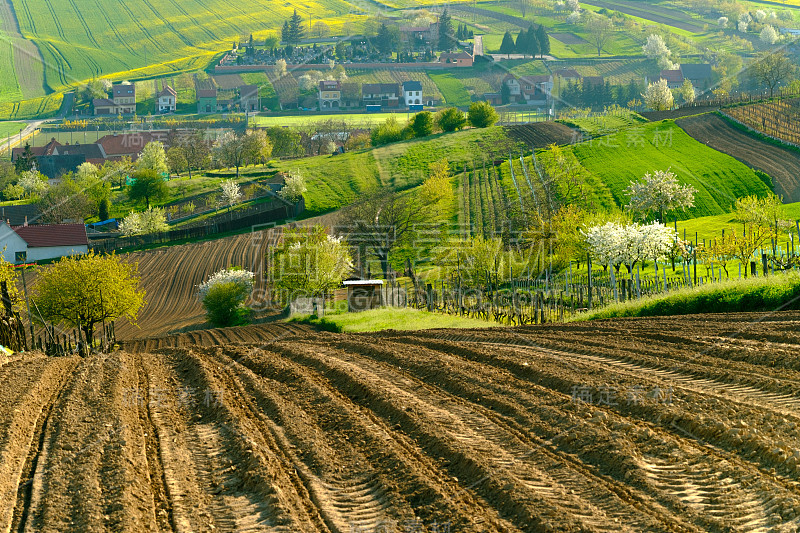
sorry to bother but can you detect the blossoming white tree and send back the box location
[119,207,169,237]
[642,79,674,111]
[625,169,696,222]
[717,16,728,27]
[220,179,242,210]
[642,34,676,70]
[198,267,255,326]
[278,171,307,203]
[760,25,779,45]
[18,170,48,197]
[584,221,677,274]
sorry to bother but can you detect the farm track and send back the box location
[677,113,800,202]
[3,311,800,531]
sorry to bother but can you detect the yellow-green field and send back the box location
[252,112,413,128]
[5,0,367,99]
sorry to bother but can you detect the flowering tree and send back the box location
[272,226,352,303]
[119,207,169,237]
[278,171,307,203]
[760,25,779,45]
[198,267,254,326]
[678,78,695,103]
[717,16,728,27]
[584,222,676,274]
[220,179,242,209]
[642,79,674,111]
[642,34,675,70]
[583,222,626,270]
[18,170,48,197]
[625,169,696,222]
[136,142,169,175]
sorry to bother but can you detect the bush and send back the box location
[202,282,252,327]
[370,115,405,146]
[436,107,467,132]
[410,111,434,137]
[198,267,254,327]
[468,101,499,128]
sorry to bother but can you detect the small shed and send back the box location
[343,280,384,312]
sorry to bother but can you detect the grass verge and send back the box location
[573,271,800,321]
[289,307,501,332]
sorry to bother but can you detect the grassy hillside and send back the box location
[676,201,800,244]
[0,94,63,121]
[570,120,773,219]
[273,126,520,216]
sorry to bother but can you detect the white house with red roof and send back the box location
[0,222,88,263]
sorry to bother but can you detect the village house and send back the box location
[93,82,137,115]
[402,81,423,107]
[519,75,553,106]
[340,83,361,108]
[0,221,88,263]
[156,86,177,113]
[439,51,473,67]
[502,73,522,103]
[239,85,259,112]
[196,79,218,114]
[318,80,342,109]
[399,22,439,48]
[658,64,713,92]
[362,83,400,108]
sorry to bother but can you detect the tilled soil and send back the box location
[3,312,800,532]
[677,113,800,202]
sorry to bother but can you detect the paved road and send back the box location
[473,35,484,57]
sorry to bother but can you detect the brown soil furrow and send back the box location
[0,356,77,533]
[270,340,685,532]
[140,351,284,532]
[18,353,157,532]
[220,344,519,532]
[166,348,331,532]
[343,335,800,531]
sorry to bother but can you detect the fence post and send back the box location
[587,254,592,310]
[762,253,768,276]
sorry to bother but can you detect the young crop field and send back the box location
[570,120,774,218]
[6,0,361,94]
[427,72,473,106]
[0,93,62,120]
[4,302,800,531]
[559,111,648,136]
[0,121,25,140]
[240,72,278,110]
[551,58,655,85]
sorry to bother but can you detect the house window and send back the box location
[15,251,26,263]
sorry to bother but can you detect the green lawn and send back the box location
[252,112,412,128]
[0,121,26,140]
[676,201,800,245]
[290,307,500,332]
[558,112,648,136]
[428,72,473,107]
[570,120,774,219]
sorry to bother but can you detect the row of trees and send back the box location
[499,24,551,58]
[371,102,498,147]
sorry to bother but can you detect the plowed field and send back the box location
[677,113,800,202]
[3,312,800,532]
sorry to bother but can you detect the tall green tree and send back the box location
[468,101,499,128]
[438,8,455,51]
[288,9,305,44]
[536,24,550,57]
[525,24,540,57]
[410,111,434,137]
[281,20,290,42]
[376,23,395,56]
[500,31,516,58]
[14,143,34,173]
[128,169,168,207]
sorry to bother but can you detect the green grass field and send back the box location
[0,121,26,140]
[290,307,500,332]
[570,120,774,219]
[252,112,412,128]
[559,112,648,136]
[0,94,63,121]
[428,72,473,107]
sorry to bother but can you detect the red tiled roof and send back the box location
[157,86,177,97]
[659,69,683,83]
[12,224,88,248]
[97,132,167,158]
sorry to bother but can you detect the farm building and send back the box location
[11,138,104,168]
[196,79,218,114]
[341,83,361,108]
[658,64,712,91]
[402,81,423,107]
[519,75,553,106]
[239,85,259,112]
[343,280,384,312]
[502,74,522,103]
[439,52,473,67]
[0,222,88,263]
[156,86,177,113]
[37,154,86,182]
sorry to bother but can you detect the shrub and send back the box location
[436,107,467,132]
[370,115,405,146]
[468,101,499,128]
[410,111,434,137]
[198,268,254,327]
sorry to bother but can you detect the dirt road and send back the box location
[2,312,800,531]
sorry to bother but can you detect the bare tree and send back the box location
[585,15,614,56]
[749,50,795,97]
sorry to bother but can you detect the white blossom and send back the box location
[566,10,581,23]
[760,25,779,45]
[198,268,254,299]
[220,179,242,207]
[717,16,728,28]
[642,79,674,111]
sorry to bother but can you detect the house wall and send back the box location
[26,245,89,262]
[0,231,28,263]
